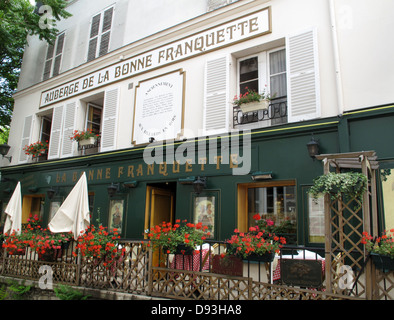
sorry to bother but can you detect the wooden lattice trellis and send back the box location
[315,151,388,299]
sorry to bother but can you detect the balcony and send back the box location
[233,96,287,128]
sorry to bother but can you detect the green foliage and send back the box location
[308,172,368,204]
[0,0,71,127]
[54,284,89,300]
[0,285,8,300]
[7,280,32,299]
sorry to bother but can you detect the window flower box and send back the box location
[239,99,269,113]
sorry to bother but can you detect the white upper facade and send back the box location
[6,0,394,166]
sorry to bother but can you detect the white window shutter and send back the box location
[48,105,64,159]
[100,87,119,152]
[203,56,229,135]
[61,101,77,158]
[286,28,321,122]
[87,14,100,62]
[19,115,34,163]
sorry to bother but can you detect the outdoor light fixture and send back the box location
[28,186,38,193]
[251,171,273,180]
[149,137,155,143]
[307,135,320,159]
[0,144,12,163]
[107,183,120,197]
[47,187,59,200]
[193,176,207,194]
[123,181,138,188]
[178,176,195,185]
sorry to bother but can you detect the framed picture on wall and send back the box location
[49,201,62,222]
[193,194,216,238]
[108,199,124,234]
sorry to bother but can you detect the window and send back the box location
[86,103,102,135]
[87,6,114,62]
[238,181,297,243]
[43,33,65,80]
[235,48,288,127]
[39,113,52,161]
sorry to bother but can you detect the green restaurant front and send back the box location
[1,106,394,300]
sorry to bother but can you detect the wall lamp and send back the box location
[123,181,138,188]
[306,135,320,159]
[251,171,273,181]
[193,176,207,194]
[47,186,59,200]
[107,183,120,197]
[0,144,12,163]
[178,176,195,185]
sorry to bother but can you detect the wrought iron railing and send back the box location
[233,96,287,127]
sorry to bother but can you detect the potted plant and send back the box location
[226,225,286,262]
[308,172,368,204]
[70,129,100,147]
[254,215,297,245]
[362,229,394,271]
[2,230,29,255]
[23,140,48,159]
[23,213,72,261]
[146,219,210,255]
[72,225,125,269]
[233,87,273,113]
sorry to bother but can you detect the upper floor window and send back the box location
[87,6,114,62]
[235,48,288,127]
[43,33,65,80]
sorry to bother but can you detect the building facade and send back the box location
[1,0,394,245]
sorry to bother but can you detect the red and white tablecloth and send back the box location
[169,249,210,271]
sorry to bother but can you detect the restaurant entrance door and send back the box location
[145,183,175,267]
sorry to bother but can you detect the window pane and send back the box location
[239,57,258,94]
[308,193,325,243]
[247,185,296,237]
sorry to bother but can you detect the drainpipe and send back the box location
[329,0,345,116]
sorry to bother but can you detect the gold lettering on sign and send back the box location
[105,168,111,179]
[199,157,207,171]
[97,169,103,180]
[118,166,124,178]
[230,154,238,169]
[172,161,180,173]
[128,165,135,178]
[136,164,143,176]
[185,160,193,173]
[147,164,154,175]
[159,163,168,176]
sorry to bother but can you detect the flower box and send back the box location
[370,253,394,272]
[244,251,275,263]
[38,248,63,262]
[7,248,26,256]
[211,255,243,276]
[78,137,96,147]
[239,99,269,113]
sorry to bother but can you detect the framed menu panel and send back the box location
[132,70,185,145]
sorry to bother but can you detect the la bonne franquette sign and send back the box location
[40,8,271,107]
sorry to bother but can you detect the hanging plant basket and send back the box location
[370,253,394,272]
[308,172,368,204]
